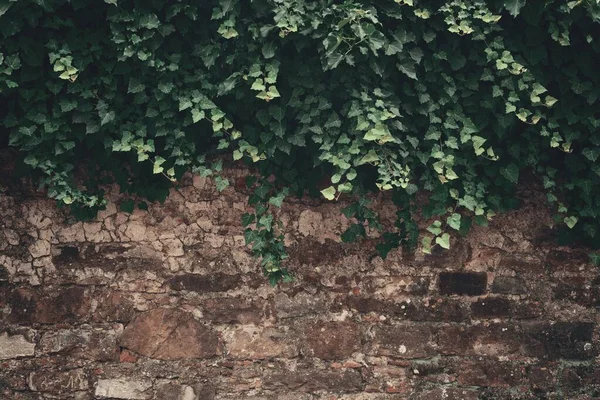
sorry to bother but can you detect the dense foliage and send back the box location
[2,0,600,281]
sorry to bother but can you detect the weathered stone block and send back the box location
[546,250,590,273]
[95,379,152,399]
[92,290,137,323]
[522,322,596,360]
[29,368,88,393]
[491,276,527,294]
[437,324,521,357]
[119,308,219,360]
[369,325,434,358]
[499,254,544,274]
[0,332,35,359]
[471,297,512,318]
[274,292,328,319]
[169,273,241,292]
[202,297,264,324]
[302,321,361,360]
[553,277,600,308]
[438,272,487,296]
[408,298,471,323]
[9,286,91,324]
[38,328,120,361]
[225,326,297,359]
[457,361,523,387]
[263,369,363,393]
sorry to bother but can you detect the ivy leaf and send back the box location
[564,216,578,229]
[100,110,115,126]
[427,220,442,235]
[504,0,526,17]
[582,148,599,162]
[341,223,366,243]
[120,199,135,213]
[447,213,461,231]
[268,191,287,208]
[321,186,336,200]
[262,42,276,59]
[435,233,451,249]
[215,176,229,192]
[501,163,520,184]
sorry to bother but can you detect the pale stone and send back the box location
[57,222,86,242]
[3,228,19,245]
[0,332,36,359]
[298,210,323,237]
[224,326,297,359]
[97,202,117,220]
[124,221,147,242]
[95,379,152,399]
[161,238,184,256]
[192,175,207,189]
[84,222,109,242]
[28,240,51,258]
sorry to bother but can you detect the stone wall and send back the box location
[0,169,599,399]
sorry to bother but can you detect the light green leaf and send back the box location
[564,216,578,229]
[447,213,461,230]
[321,186,336,200]
[436,233,450,249]
[427,220,442,235]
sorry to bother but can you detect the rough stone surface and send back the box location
[95,379,152,399]
[0,169,598,398]
[0,333,36,359]
[119,308,219,360]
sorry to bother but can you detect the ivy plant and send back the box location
[2,0,600,282]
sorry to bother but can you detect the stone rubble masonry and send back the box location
[0,169,599,399]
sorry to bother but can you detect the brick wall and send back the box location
[0,170,599,399]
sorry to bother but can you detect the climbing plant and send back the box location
[2,0,600,282]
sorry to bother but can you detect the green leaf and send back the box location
[564,216,578,229]
[357,150,379,165]
[215,176,229,192]
[427,220,442,235]
[435,233,450,249]
[504,0,526,17]
[582,148,599,162]
[341,223,366,243]
[120,199,135,213]
[100,111,115,126]
[501,163,519,184]
[321,186,336,200]
[447,213,461,231]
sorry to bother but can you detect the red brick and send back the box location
[369,325,435,358]
[457,361,524,387]
[302,321,361,360]
[438,272,487,296]
[437,324,521,357]
[522,322,596,360]
[169,273,241,292]
[471,297,512,319]
[9,287,91,324]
